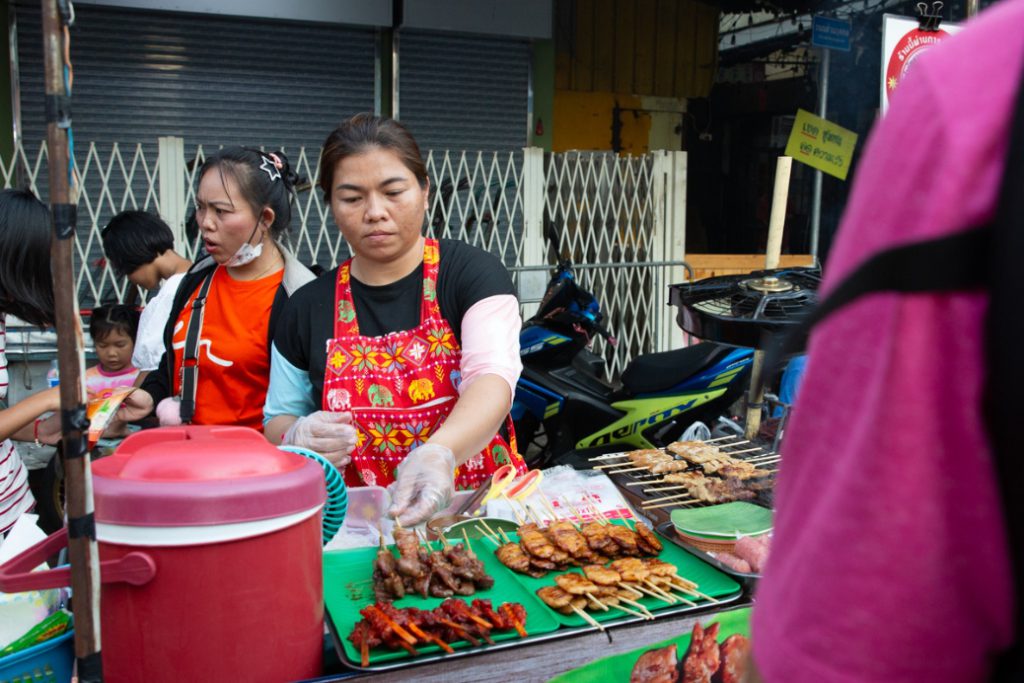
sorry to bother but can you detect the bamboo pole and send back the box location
[745,156,792,441]
[41,2,102,679]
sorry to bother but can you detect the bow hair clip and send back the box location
[260,152,283,182]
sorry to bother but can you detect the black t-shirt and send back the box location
[274,239,516,405]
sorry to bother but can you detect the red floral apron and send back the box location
[323,238,525,489]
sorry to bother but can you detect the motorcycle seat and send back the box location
[620,342,735,395]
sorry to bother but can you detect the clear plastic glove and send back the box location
[283,411,357,469]
[387,443,456,526]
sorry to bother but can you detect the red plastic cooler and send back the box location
[0,426,326,683]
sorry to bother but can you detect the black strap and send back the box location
[986,48,1024,682]
[178,270,215,424]
[761,227,990,378]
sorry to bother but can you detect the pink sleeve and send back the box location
[458,294,522,402]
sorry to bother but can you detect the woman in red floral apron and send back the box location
[265,114,526,524]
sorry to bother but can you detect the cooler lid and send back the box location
[92,426,326,527]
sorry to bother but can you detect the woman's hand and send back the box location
[283,411,357,468]
[117,389,155,423]
[387,443,456,526]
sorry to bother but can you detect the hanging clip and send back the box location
[917,1,944,31]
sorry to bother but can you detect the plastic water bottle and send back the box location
[46,359,59,388]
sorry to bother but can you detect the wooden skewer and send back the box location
[641,499,702,510]
[607,602,651,620]
[618,595,655,618]
[642,485,693,494]
[475,520,500,544]
[498,528,514,544]
[501,493,526,525]
[626,583,676,605]
[523,502,545,526]
[644,491,698,504]
[538,492,568,526]
[746,454,779,463]
[626,478,663,487]
[671,581,719,603]
[408,622,455,654]
[584,592,609,611]
[702,435,742,443]
[586,495,612,524]
[571,604,605,631]
[594,461,634,469]
[716,439,751,448]
[714,446,760,455]
[642,580,679,603]
[618,583,645,598]
[588,453,629,462]
[606,466,652,474]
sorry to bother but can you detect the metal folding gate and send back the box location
[2,141,687,377]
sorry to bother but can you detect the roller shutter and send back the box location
[399,30,529,151]
[14,2,376,154]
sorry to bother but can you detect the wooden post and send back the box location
[40,1,103,680]
[745,157,792,440]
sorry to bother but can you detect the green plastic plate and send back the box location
[547,607,752,683]
[323,537,560,666]
[670,502,773,538]
[486,520,742,627]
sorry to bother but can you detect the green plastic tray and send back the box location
[484,520,742,627]
[546,606,752,683]
[323,537,560,666]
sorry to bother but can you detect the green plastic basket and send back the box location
[279,446,348,545]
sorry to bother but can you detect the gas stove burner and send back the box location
[742,275,796,294]
[669,266,821,349]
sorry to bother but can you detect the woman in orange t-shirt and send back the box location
[120,148,313,431]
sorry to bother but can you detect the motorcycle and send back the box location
[512,262,754,469]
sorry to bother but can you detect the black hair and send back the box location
[319,114,427,202]
[89,304,140,345]
[0,188,54,328]
[197,148,303,239]
[101,210,175,277]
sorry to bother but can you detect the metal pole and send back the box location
[809,47,830,262]
[966,0,980,18]
[41,1,103,680]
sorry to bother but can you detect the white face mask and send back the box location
[225,240,263,267]
[224,220,264,267]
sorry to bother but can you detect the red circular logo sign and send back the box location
[885,28,951,103]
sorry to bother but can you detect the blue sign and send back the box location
[812,15,851,52]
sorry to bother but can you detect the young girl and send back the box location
[0,189,59,540]
[86,304,141,403]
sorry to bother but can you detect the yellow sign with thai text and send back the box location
[784,109,858,181]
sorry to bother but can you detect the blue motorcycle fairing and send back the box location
[672,348,754,392]
[520,325,572,357]
[512,376,564,421]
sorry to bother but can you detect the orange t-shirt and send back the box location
[171,267,283,431]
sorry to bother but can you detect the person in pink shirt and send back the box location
[748,2,1024,680]
[86,304,140,403]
